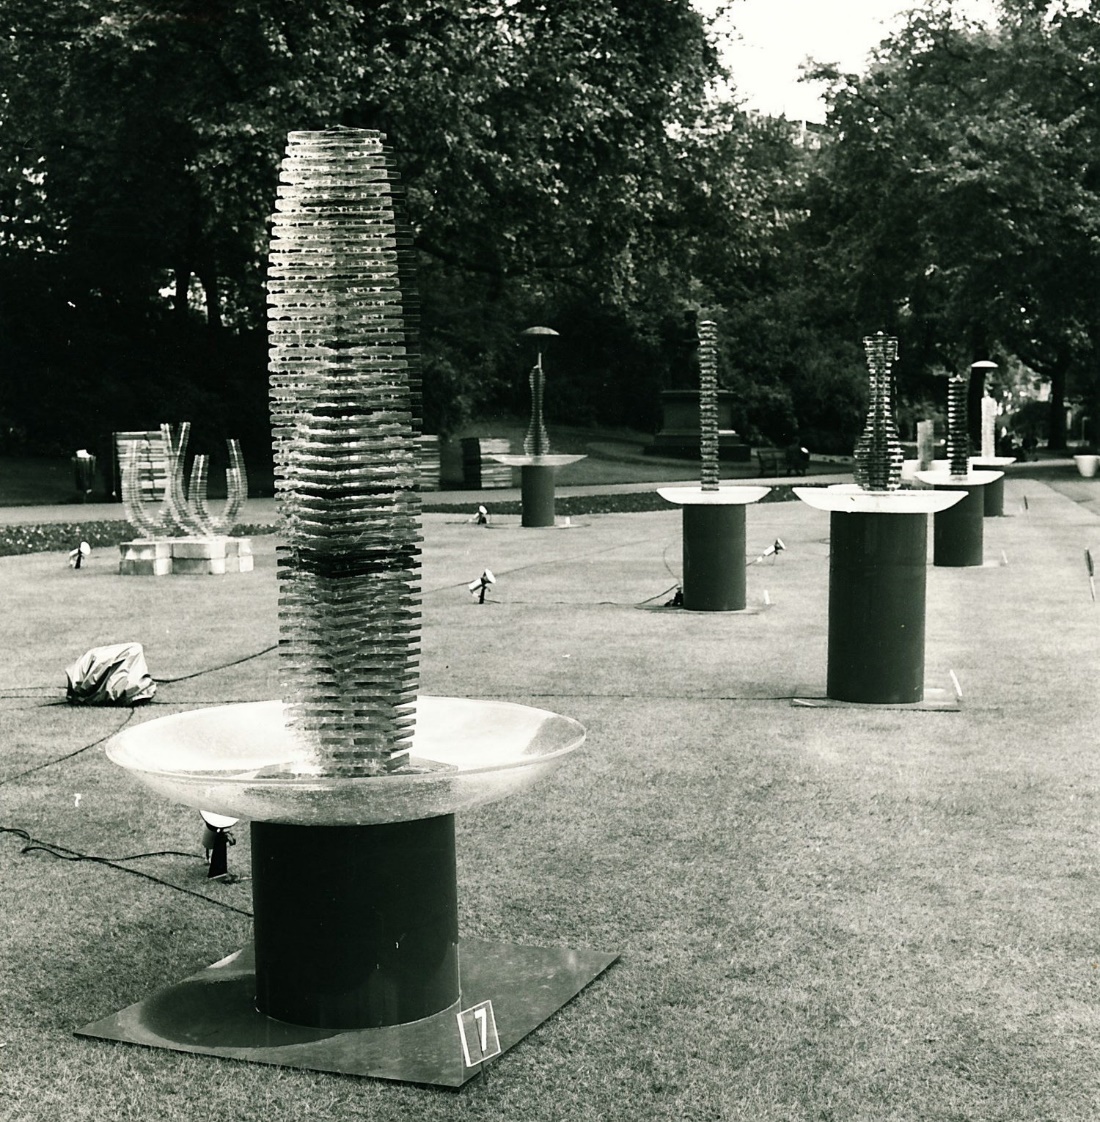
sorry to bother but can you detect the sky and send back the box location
[697,0,1000,122]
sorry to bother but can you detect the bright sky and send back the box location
[697,0,1000,122]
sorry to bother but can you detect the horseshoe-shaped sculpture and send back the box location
[120,422,248,537]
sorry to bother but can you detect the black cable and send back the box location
[153,643,278,683]
[0,708,137,786]
[1,827,252,919]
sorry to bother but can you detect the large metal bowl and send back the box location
[106,696,585,825]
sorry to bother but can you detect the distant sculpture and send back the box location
[697,320,720,492]
[521,326,557,456]
[853,332,903,491]
[120,421,247,538]
[981,394,998,460]
[947,369,971,477]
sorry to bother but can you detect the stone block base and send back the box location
[118,538,253,576]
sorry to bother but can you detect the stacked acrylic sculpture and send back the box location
[795,333,965,705]
[117,421,253,575]
[488,326,586,527]
[657,320,769,611]
[80,127,615,1087]
[915,361,1005,563]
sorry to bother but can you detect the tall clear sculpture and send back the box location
[853,332,904,492]
[697,320,720,492]
[267,127,421,777]
[947,368,971,476]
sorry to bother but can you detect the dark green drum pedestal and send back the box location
[520,464,556,527]
[932,483,985,566]
[681,504,747,611]
[251,815,459,1030]
[827,511,928,704]
[981,473,1005,517]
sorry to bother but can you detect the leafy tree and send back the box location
[807,0,1100,448]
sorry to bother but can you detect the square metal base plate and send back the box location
[75,938,618,1088]
[791,684,960,711]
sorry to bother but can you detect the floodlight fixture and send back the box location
[200,811,238,880]
[467,569,496,604]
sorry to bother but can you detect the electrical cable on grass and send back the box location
[153,643,278,683]
[0,709,137,786]
[0,827,253,919]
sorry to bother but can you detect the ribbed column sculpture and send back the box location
[697,320,720,492]
[267,127,421,777]
[852,332,903,491]
[947,368,971,477]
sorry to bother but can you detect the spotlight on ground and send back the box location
[468,569,496,603]
[200,812,239,880]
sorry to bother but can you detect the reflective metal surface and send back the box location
[106,696,586,825]
[657,485,770,506]
[488,453,586,468]
[75,939,619,1088]
[794,486,965,514]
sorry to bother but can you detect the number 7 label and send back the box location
[457,999,501,1067]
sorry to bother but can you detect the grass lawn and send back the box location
[0,478,1098,1120]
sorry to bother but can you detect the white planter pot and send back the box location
[1074,455,1099,478]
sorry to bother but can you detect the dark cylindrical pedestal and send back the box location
[521,464,556,527]
[827,511,928,704]
[681,504,747,611]
[981,473,1005,517]
[251,814,459,1030]
[931,483,985,566]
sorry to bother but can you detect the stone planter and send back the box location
[1074,454,1099,478]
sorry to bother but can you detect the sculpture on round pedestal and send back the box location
[84,127,612,1085]
[852,332,903,492]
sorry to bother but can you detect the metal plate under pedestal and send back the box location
[790,683,960,711]
[75,939,618,1088]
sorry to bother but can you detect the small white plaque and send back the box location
[457,999,501,1067]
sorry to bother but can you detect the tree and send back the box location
[806,0,1100,448]
[3,0,790,456]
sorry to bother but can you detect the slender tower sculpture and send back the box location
[267,127,422,776]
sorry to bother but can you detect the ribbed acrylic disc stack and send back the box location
[267,127,421,777]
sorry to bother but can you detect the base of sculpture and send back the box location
[969,458,1015,517]
[915,471,1003,567]
[657,487,770,612]
[76,937,617,1087]
[119,537,253,576]
[791,682,959,711]
[794,487,966,705]
[487,455,586,529]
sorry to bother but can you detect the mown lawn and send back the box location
[0,480,1098,1120]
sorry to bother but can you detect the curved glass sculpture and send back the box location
[267,127,422,778]
[120,421,248,538]
[521,326,557,457]
[853,332,904,492]
[697,320,720,492]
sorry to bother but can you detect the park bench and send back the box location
[756,446,809,477]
